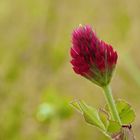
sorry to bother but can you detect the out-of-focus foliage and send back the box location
[0,0,140,140]
[36,87,73,123]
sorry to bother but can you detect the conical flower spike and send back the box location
[70,25,118,87]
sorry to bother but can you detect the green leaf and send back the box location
[116,100,135,124]
[98,109,121,135]
[79,101,106,130]
[70,100,82,113]
[98,109,109,129]
[107,120,121,134]
[104,100,135,124]
[71,100,106,131]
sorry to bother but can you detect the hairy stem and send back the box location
[103,85,121,125]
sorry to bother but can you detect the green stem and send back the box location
[103,85,121,125]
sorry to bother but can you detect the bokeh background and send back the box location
[0,0,140,139]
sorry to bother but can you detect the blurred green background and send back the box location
[0,0,140,139]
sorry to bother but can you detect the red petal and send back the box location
[70,48,78,58]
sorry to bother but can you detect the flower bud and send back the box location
[70,25,118,86]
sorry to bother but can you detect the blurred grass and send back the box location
[0,0,140,139]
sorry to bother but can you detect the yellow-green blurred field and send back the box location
[0,0,140,139]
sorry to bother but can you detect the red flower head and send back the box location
[70,25,118,86]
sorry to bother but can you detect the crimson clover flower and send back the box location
[70,25,118,86]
